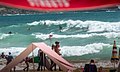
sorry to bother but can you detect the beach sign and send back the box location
[0,0,120,12]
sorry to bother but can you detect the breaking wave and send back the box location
[0,43,111,57]
[27,20,120,33]
[32,32,120,40]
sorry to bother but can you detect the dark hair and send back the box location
[9,52,11,55]
[55,41,59,44]
[52,44,55,47]
[90,59,94,63]
[2,52,4,54]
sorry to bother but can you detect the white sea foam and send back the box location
[27,20,120,32]
[0,33,12,40]
[32,33,92,40]
[60,43,111,56]
[32,32,120,40]
[0,47,40,57]
[27,21,40,26]
[105,10,116,12]
[0,43,111,57]
[0,47,25,57]
[2,14,33,16]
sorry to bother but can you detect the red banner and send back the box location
[0,0,120,11]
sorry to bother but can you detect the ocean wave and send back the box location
[0,33,12,40]
[27,21,40,26]
[0,47,25,56]
[106,10,116,12]
[0,43,111,57]
[32,32,120,40]
[0,47,40,57]
[26,20,120,33]
[60,43,111,56]
[1,14,33,16]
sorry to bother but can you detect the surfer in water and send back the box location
[59,25,62,32]
[8,31,12,34]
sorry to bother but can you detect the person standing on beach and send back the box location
[50,44,57,71]
[54,41,62,71]
[5,52,13,65]
[23,57,30,71]
[89,59,97,72]
[54,41,61,55]
[84,59,97,72]
[37,49,44,71]
[5,52,15,72]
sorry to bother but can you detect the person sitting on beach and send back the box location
[23,57,30,71]
[0,52,5,58]
[84,59,97,72]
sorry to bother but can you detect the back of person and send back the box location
[89,64,97,72]
[84,64,89,72]
[84,64,97,72]
[6,55,13,64]
[84,59,97,72]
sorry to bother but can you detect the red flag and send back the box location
[0,0,120,11]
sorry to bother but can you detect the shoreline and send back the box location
[0,58,119,70]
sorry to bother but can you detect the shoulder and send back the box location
[84,64,90,68]
[8,55,13,58]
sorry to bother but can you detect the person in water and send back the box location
[8,31,12,34]
[59,25,62,32]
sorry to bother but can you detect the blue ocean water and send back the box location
[0,11,120,60]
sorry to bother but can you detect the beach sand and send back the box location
[0,58,119,72]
